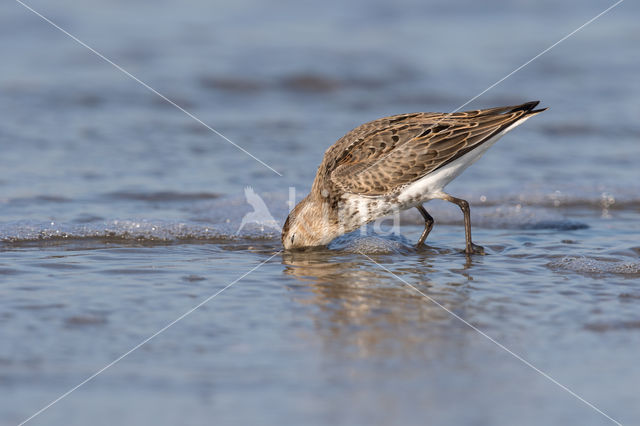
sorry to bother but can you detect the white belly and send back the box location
[396,137,498,206]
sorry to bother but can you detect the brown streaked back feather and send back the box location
[323,101,546,196]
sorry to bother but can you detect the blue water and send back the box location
[1,0,639,425]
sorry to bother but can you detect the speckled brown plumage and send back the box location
[283,101,546,251]
[313,101,546,197]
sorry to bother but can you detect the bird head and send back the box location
[281,196,339,250]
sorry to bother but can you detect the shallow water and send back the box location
[2,0,640,425]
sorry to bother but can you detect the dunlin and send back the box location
[282,101,546,253]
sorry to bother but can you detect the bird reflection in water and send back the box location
[281,246,478,359]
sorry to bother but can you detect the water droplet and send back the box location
[600,192,615,218]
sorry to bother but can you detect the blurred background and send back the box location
[1,1,639,425]
[2,0,638,221]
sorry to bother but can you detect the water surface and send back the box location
[1,0,639,425]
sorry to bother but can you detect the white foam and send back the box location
[328,233,411,254]
[548,256,640,275]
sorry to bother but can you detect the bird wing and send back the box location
[327,101,545,196]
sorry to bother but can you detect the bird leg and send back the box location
[439,194,484,255]
[416,205,434,247]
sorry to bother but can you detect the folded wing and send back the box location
[328,101,545,196]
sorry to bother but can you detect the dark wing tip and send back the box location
[510,101,548,116]
[510,100,540,112]
[530,107,548,114]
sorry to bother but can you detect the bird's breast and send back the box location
[338,193,401,231]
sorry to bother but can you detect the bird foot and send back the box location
[416,242,435,251]
[465,243,485,255]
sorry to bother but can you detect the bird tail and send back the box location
[509,100,548,116]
